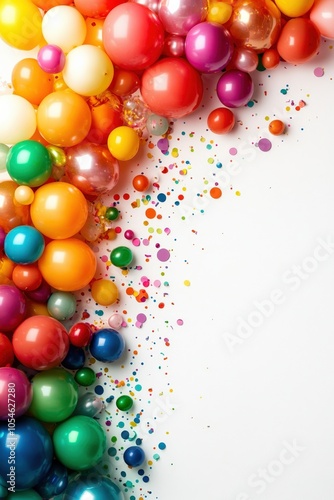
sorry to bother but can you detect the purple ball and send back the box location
[0,227,5,250]
[0,285,26,332]
[37,44,66,74]
[185,22,233,73]
[217,69,254,108]
[25,279,52,303]
[0,367,32,420]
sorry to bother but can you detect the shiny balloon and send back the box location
[185,21,233,73]
[0,0,43,50]
[74,0,127,18]
[4,225,45,264]
[35,460,68,498]
[74,367,96,386]
[141,57,203,119]
[12,264,43,292]
[89,328,125,362]
[0,181,30,233]
[37,45,66,74]
[230,47,259,72]
[47,291,77,321]
[0,94,37,145]
[146,114,169,136]
[61,344,86,370]
[310,0,334,39]
[29,367,78,423]
[25,279,52,304]
[84,17,104,48]
[61,471,124,500]
[87,93,123,145]
[0,417,53,490]
[42,5,87,54]
[73,392,104,418]
[0,334,14,367]
[216,69,254,108]
[163,35,185,57]
[53,415,107,471]
[275,0,314,17]
[108,69,141,97]
[227,0,281,52]
[11,58,54,106]
[6,140,52,188]
[0,285,27,333]
[0,367,32,420]
[277,18,321,64]
[65,142,120,197]
[158,0,208,36]
[91,279,119,306]
[12,315,69,370]
[123,445,146,467]
[69,322,93,347]
[107,126,140,161]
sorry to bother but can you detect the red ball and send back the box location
[277,18,321,65]
[141,57,203,119]
[132,174,150,192]
[12,315,69,370]
[102,3,165,71]
[207,107,235,134]
[69,322,93,347]
[0,333,14,367]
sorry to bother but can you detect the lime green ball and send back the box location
[116,395,133,412]
[6,140,52,187]
[28,367,78,423]
[75,367,96,386]
[105,206,119,221]
[53,415,106,471]
[110,246,133,267]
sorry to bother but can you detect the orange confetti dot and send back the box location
[126,287,134,295]
[210,187,222,199]
[145,208,156,219]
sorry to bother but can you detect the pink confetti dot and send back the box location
[314,67,324,77]
[229,147,238,155]
[137,313,147,323]
[132,238,141,246]
[176,319,184,326]
[154,280,161,287]
[258,138,272,152]
[157,248,170,262]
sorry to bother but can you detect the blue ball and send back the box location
[62,344,86,370]
[0,416,53,490]
[89,328,125,362]
[35,460,68,498]
[123,445,146,467]
[4,225,45,264]
[61,471,124,500]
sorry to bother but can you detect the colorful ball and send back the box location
[110,246,133,267]
[4,226,45,264]
[216,69,254,108]
[6,140,52,187]
[0,367,32,420]
[0,285,27,333]
[123,445,146,467]
[89,328,125,362]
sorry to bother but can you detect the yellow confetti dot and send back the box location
[264,116,270,121]
[184,280,191,286]
[171,148,179,157]
[235,191,241,196]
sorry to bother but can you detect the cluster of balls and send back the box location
[0,0,333,499]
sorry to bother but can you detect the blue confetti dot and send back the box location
[95,385,104,395]
[157,193,167,202]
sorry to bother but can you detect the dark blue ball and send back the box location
[61,344,86,370]
[89,328,125,362]
[35,460,68,497]
[123,445,146,467]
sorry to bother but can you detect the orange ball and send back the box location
[30,182,88,239]
[262,48,281,69]
[38,238,97,292]
[11,58,53,106]
[12,264,43,291]
[269,119,285,135]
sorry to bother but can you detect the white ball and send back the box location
[42,6,87,54]
[0,95,36,145]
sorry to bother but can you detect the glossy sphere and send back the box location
[37,90,92,147]
[158,0,208,36]
[6,140,52,188]
[103,3,165,71]
[4,226,45,264]
[132,174,150,192]
[14,185,35,205]
[61,472,124,500]
[0,0,43,50]
[207,107,235,134]
[53,415,107,470]
[0,334,14,367]
[91,279,119,306]
[107,126,140,162]
[310,0,334,39]
[42,6,86,54]
[87,94,123,145]
[207,1,232,24]
[269,119,285,135]
[0,285,26,332]
[11,58,53,105]
[61,344,86,370]
[31,182,88,239]
[230,47,259,72]
[109,68,140,97]
[37,45,66,74]
[262,48,281,69]
[275,0,314,17]
[73,392,104,418]
[146,114,169,136]
[0,181,30,232]
[110,246,133,267]
[0,94,36,145]
[65,142,120,197]
[74,367,96,386]
[74,0,127,18]
[12,264,42,291]
[0,368,32,419]
[69,322,93,347]
[217,69,254,108]
[277,18,321,64]
[116,395,133,412]
[12,315,69,370]
[185,22,233,73]
[123,446,146,467]
[0,417,53,490]
[89,328,125,362]
[25,279,51,304]
[47,292,77,321]
[28,368,78,423]
[38,238,97,292]
[105,207,119,221]
[35,461,68,498]
[227,0,281,52]
[141,57,203,119]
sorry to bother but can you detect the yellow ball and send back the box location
[207,2,233,24]
[274,0,314,17]
[91,279,119,306]
[107,126,140,162]
[14,186,35,205]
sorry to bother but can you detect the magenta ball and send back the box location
[0,285,26,332]
[25,279,52,303]
[185,22,233,73]
[217,69,254,108]
[0,367,32,420]
[37,45,66,74]
[231,47,259,73]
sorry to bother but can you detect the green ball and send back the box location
[116,395,133,412]
[105,206,119,221]
[6,140,52,187]
[28,367,78,423]
[75,367,96,386]
[53,415,107,471]
[6,491,42,499]
[110,246,133,267]
[47,291,77,321]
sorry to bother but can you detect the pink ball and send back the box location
[0,285,26,332]
[163,35,185,57]
[0,367,32,420]
[37,45,66,74]
[310,0,334,39]
[230,47,259,73]
[217,69,254,108]
[185,22,233,73]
